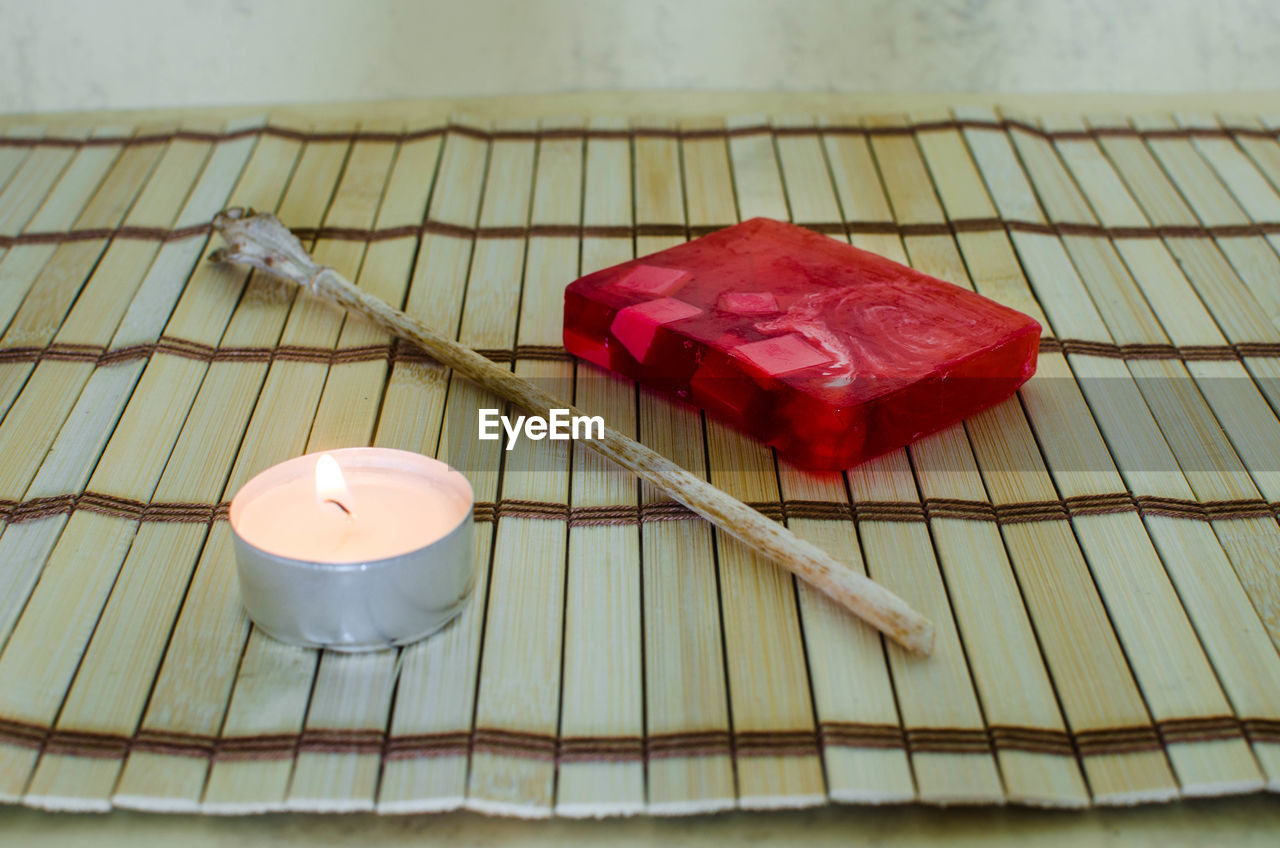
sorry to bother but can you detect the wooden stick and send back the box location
[208,207,935,656]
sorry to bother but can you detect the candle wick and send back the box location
[324,498,352,517]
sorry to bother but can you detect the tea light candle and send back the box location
[229,447,475,651]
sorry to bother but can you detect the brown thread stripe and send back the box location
[0,335,1275,372]
[2,494,1277,528]
[212,734,298,761]
[2,718,1266,762]
[1242,719,1280,744]
[384,731,472,760]
[472,728,558,761]
[0,495,231,524]
[8,216,1280,250]
[42,730,129,759]
[511,344,575,362]
[854,501,928,522]
[297,728,387,755]
[646,730,734,759]
[818,722,905,750]
[568,504,641,526]
[1065,493,1140,516]
[4,120,1278,152]
[906,728,993,754]
[132,730,217,758]
[141,502,221,522]
[0,224,210,248]
[558,736,646,763]
[76,492,147,520]
[1204,500,1275,520]
[495,500,572,521]
[0,339,584,368]
[735,730,821,758]
[471,503,497,524]
[1135,496,1210,520]
[784,500,854,521]
[1157,716,1243,745]
[994,501,1070,523]
[926,498,999,521]
[638,501,698,522]
[0,717,50,751]
[1074,726,1163,756]
[988,726,1076,757]
[3,495,78,522]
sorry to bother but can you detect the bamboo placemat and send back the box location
[0,108,1278,817]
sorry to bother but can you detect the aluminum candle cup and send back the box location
[228,448,475,651]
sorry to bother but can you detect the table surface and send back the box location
[0,794,1277,846]
[2,90,1280,843]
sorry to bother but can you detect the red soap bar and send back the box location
[563,218,1041,470]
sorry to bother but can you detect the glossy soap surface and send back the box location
[563,218,1041,470]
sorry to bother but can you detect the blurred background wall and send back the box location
[1,0,1277,114]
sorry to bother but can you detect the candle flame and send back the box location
[315,454,354,516]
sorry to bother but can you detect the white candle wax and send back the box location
[228,448,476,650]
[234,468,469,563]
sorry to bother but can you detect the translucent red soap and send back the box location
[563,218,1041,470]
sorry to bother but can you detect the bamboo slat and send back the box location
[1072,114,1280,787]
[555,116,645,818]
[1089,113,1280,417]
[0,126,115,350]
[234,125,403,814]
[953,106,1182,803]
[1178,112,1280,253]
[0,125,38,198]
[879,110,1090,806]
[1231,115,1280,197]
[465,118,576,819]
[708,115,824,809]
[200,122,395,813]
[16,118,264,811]
[830,116,1001,806]
[1100,114,1280,654]
[1001,110,1265,795]
[1129,116,1280,334]
[95,131,300,811]
[0,127,143,471]
[283,119,438,814]
[776,116,913,805]
[0,126,170,420]
[374,119,492,814]
[1022,112,1277,496]
[109,123,344,811]
[0,125,198,801]
[921,116,1280,799]
[805,115,1002,805]
[0,126,70,263]
[2,105,1280,818]
[1010,110,1276,792]
[0,131,126,655]
[632,119,735,815]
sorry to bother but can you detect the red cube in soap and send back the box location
[563,218,1041,470]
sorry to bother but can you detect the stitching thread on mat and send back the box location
[5,216,1280,250]
[2,494,1276,527]
[2,119,1276,152]
[3,716,1270,763]
[2,337,1278,372]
